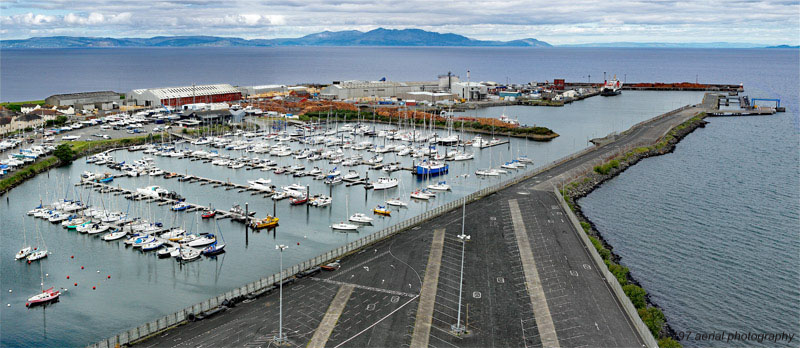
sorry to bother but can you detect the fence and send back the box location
[88,104,692,348]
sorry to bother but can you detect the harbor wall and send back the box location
[88,103,698,348]
[554,187,659,348]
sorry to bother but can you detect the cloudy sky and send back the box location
[1,0,798,44]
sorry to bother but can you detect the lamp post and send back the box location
[452,200,470,334]
[274,244,288,344]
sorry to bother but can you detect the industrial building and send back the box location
[127,84,242,107]
[44,91,121,110]
[320,80,439,100]
[237,85,288,98]
[397,91,457,103]
[452,82,488,100]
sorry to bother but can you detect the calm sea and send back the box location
[0,47,797,347]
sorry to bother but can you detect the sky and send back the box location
[1,0,798,45]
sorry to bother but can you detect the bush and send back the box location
[608,263,629,285]
[638,307,666,337]
[594,159,621,175]
[580,222,591,233]
[658,337,681,348]
[53,143,75,165]
[589,236,611,260]
[623,284,647,309]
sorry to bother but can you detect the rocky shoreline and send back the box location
[561,114,709,343]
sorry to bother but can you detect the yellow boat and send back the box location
[373,205,391,216]
[249,215,279,230]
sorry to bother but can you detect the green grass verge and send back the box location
[1,100,45,112]
[0,156,58,192]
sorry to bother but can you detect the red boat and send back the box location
[201,210,216,218]
[290,197,308,205]
[26,287,60,307]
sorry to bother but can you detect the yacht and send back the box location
[371,177,399,190]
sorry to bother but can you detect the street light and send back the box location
[274,244,289,344]
[452,200,470,334]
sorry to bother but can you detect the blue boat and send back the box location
[415,161,449,176]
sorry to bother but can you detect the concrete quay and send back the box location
[113,102,709,348]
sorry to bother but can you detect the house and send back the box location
[20,104,41,114]
[55,105,75,115]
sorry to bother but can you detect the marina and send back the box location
[0,89,711,347]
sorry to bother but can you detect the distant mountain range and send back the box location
[0,28,551,48]
[560,42,774,48]
[1,28,793,49]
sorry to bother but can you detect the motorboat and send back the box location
[373,205,391,216]
[201,210,216,218]
[324,175,342,185]
[349,213,374,224]
[427,181,451,191]
[248,178,273,191]
[310,195,332,207]
[249,216,279,230]
[188,234,216,247]
[148,168,164,176]
[331,222,359,231]
[371,177,399,190]
[290,196,309,205]
[415,161,448,176]
[171,202,190,211]
[343,171,360,180]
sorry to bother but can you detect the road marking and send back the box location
[410,228,446,348]
[307,284,355,348]
[309,278,415,297]
[509,199,561,348]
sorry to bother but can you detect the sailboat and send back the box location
[26,259,60,307]
[27,221,48,262]
[16,219,32,260]
[332,194,359,231]
[201,219,226,256]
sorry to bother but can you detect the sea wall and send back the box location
[560,114,709,346]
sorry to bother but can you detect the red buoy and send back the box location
[107,275,111,279]
[27,261,31,264]
[297,242,300,245]
[67,275,70,279]
[74,283,77,286]
[80,266,84,270]
[34,247,37,250]
[71,255,74,259]
[92,286,96,290]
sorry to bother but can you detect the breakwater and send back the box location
[559,113,710,345]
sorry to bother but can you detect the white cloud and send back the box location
[0,0,797,44]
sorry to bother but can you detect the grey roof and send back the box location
[47,91,119,101]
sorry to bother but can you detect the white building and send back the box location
[320,80,439,100]
[452,82,488,101]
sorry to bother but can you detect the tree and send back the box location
[638,307,666,337]
[53,143,75,165]
[623,284,647,309]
